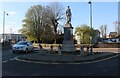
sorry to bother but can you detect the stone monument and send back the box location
[62,6,75,52]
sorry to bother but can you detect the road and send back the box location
[2,48,119,77]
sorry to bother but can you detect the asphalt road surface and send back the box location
[2,48,119,77]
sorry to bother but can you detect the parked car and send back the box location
[12,41,34,53]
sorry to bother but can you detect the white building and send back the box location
[74,32,81,44]
[0,34,26,43]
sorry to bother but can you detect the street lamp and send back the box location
[88,1,93,54]
[3,11,8,45]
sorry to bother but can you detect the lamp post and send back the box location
[3,11,8,45]
[88,1,93,54]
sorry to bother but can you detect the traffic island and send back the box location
[15,51,118,64]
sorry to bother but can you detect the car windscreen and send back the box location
[16,42,27,45]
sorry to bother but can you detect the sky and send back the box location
[0,1,119,35]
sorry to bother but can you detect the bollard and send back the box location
[86,46,89,54]
[50,45,53,51]
[89,46,93,55]
[58,45,62,55]
[80,46,84,55]
[39,43,43,50]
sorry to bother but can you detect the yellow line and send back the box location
[14,54,119,64]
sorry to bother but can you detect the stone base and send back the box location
[62,40,76,52]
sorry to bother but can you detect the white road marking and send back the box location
[14,54,119,64]
[10,59,14,61]
[3,58,15,63]
[3,60,8,63]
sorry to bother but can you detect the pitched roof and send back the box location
[115,34,120,38]
[109,32,117,35]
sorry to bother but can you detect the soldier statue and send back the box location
[66,6,72,23]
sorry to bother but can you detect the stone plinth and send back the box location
[62,40,75,52]
[62,23,76,52]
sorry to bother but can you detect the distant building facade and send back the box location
[100,32,120,43]
[0,34,26,43]
[100,38,120,43]
[115,34,120,38]
[109,32,117,38]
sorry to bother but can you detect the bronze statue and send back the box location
[66,6,71,23]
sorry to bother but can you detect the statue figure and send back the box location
[66,6,71,23]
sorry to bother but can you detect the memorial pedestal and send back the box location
[62,23,76,52]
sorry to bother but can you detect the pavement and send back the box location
[15,48,119,64]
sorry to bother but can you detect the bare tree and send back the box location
[113,21,120,34]
[100,25,107,38]
[100,25,104,38]
[46,2,65,43]
[104,25,107,38]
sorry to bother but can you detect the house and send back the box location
[115,34,120,38]
[109,32,117,38]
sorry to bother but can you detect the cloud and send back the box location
[8,11,17,15]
